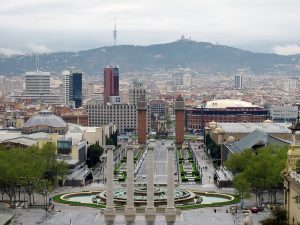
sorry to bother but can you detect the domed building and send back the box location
[21,110,68,134]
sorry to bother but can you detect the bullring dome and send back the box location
[24,110,67,128]
[22,110,67,134]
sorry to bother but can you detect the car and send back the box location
[250,207,258,213]
[142,175,147,178]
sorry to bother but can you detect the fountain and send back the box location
[60,187,234,207]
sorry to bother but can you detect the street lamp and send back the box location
[42,189,49,211]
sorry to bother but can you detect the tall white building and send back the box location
[25,71,50,95]
[61,68,83,108]
[284,77,299,93]
[183,74,192,86]
[128,82,146,105]
[235,74,243,89]
[61,70,72,107]
[15,71,60,104]
[0,76,6,97]
[270,105,298,123]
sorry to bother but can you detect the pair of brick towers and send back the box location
[137,94,185,146]
[104,95,184,221]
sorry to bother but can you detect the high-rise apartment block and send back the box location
[85,103,136,133]
[104,65,119,104]
[128,82,146,105]
[284,77,299,93]
[61,68,83,108]
[235,74,243,89]
[183,74,192,86]
[25,71,50,95]
[13,71,60,104]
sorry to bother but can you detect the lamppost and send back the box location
[42,189,49,211]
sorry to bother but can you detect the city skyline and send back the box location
[1,0,300,55]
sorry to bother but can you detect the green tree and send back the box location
[0,143,67,204]
[233,174,251,207]
[86,143,104,168]
[260,208,288,225]
[225,145,288,205]
[225,149,254,174]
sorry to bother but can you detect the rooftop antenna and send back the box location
[36,54,39,71]
[113,17,117,46]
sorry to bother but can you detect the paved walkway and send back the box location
[190,142,217,187]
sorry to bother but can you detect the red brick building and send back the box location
[61,114,88,126]
[186,99,268,132]
[53,105,88,126]
[175,95,185,145]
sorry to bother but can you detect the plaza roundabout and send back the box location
[54,187,238,210]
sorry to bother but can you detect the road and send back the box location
[136,140,176,185]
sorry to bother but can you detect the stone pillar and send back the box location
[145,145,156,217]
[165,146,176,219]
[125,145,136,217]
[104,145,116,217]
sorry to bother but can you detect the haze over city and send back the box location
[1,1,300,225]
[1,0,300,55]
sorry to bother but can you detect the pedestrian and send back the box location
[214,209,216,213]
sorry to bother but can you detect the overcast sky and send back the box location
[1,0,300,55]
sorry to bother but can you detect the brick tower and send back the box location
[137,95,147,145]
[175,95,185,145]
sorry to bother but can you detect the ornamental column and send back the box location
[175,95,185,145]
[145,145,156,217]
[125,145,136,217]
[137,95,147,145]
[104,145,116,217]
[165,145,176,219]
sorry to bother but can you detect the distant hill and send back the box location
[1,40,300,75]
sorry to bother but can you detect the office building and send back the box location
[25,71,50,95]
[183,74,192,86]
[104,65,119,104]
[61,68,83,108]
[12,71,60,104]
[150,100,167,117]
[270,105,298,123]
[235,74,243,89]
[86,103,136,134]
[128,82,146,105]
[284,76,299,93]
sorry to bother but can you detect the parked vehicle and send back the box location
[250,207,258,213]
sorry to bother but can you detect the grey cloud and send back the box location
[1,0,300,53]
